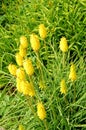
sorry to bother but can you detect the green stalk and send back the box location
[43,119,48,130]
[63,52,66,68]
[73,82,76,102]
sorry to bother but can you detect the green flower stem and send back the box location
[26,96,43,128]
[63,52,66,68]
[44,39,46,48]
[29,76,41,101]
[35,51,44,84]
[64,95,69,105]
[26,96,36,115]
[73,82,76,102]
[43,119,48,130]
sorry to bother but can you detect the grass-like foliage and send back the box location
[0,0,86,130]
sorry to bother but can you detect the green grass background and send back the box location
[0,0,86,130]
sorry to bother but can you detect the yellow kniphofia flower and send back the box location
[8,64,17,76]
[16,68,25,80]
[30,34,40,51]
[28,82,35,97]
[20,36,28,49]
[39,80,46,89]
[59,37,68,52]
[37,102,46,120]
[20,80,35,96]
[69,63,77,81]
[60,79,67,94]
[16,78,22,93]
[15,53,23,66]
[23,59,34,76]
[39,24,47,39]
[19,124,25,130]
[19,44,27,58]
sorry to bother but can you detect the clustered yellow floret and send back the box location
[39,24,47,39]
[30,34,40,51]
[8,64,17,76]
[19,45,27,58]
[60,79,67,94]
[15,53,23,66]
[20,36,28,49]
[59,37,68,52]
[16,67,25,80]
[20,80,35,96]
[23,59,34,76]
[16,78,22,93]
[37,102,46,120]
[69,63,77,81]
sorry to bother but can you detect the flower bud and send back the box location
[60,79,67,94]
[20,36,28,49]
[15,53,23,66]
[30,34,40,51]
[8,64,17,76]
[69,63,77,81]
[37,102,46,120]
[23,59,34,76]
[59,37,68,52]
[39,24,47,39]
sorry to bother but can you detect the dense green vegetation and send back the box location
[0,0,86,130]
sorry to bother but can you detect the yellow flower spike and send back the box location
[20,80,29,95]
[16,68,25,80]
[39,24,47,39]
[37,102,46,120]
[36,60,41,69]
[20,80,35,96]
[19,124,25,130]
[60,79,67,94]
[8,64,17,76]
[30,34,40,51]
[15,53,23,66]
[19,44,27,58]
[59,37,68,52]
[16,78,22,93]
[39,80,46,89]
[23,59,34,76]
[69,63,77,81]
[28,82,35,97]
[20,36,28,49]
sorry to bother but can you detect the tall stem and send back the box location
[35,51,44,84]
[43,119,48,130]
[73,82,76,102]
[63,52,65,69]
